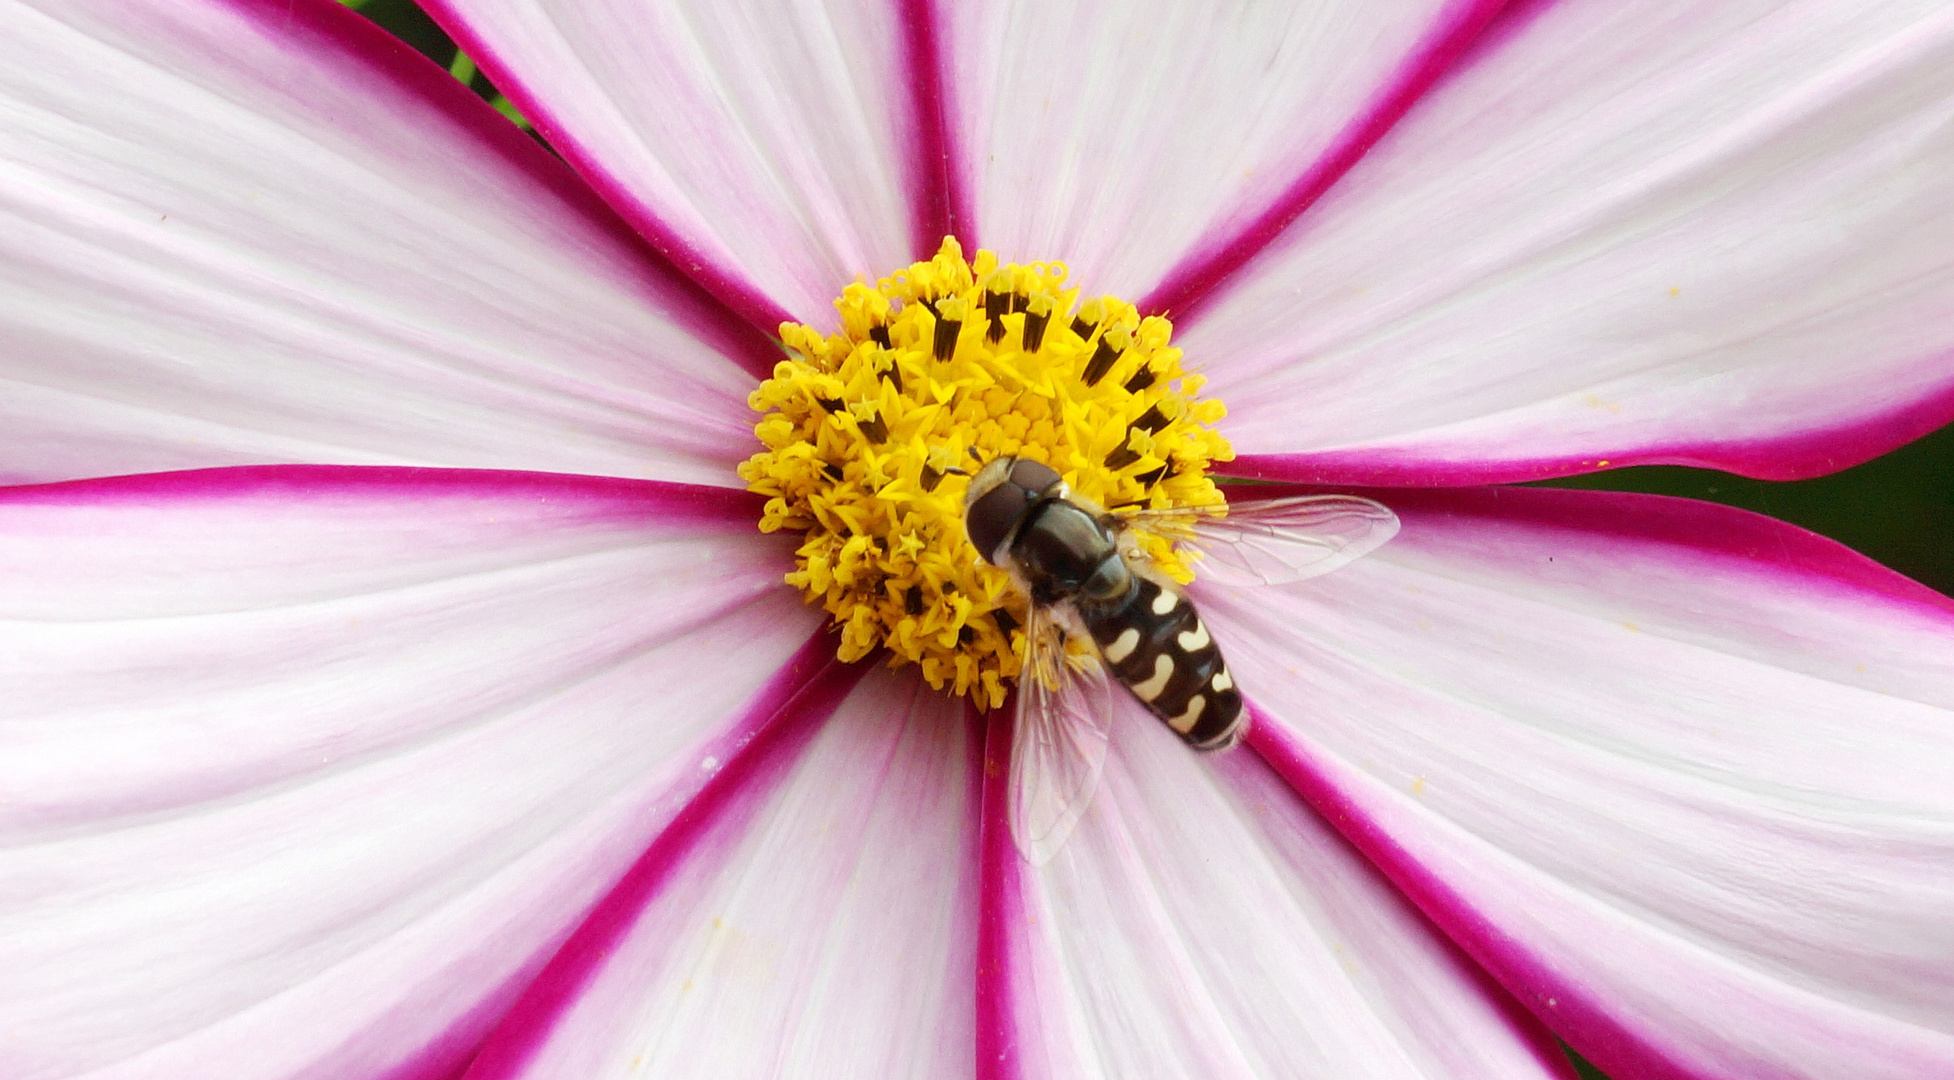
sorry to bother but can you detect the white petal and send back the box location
[944,0,1482,303]
[982,704,1572,1079]
[468,666,976,1080]
[1192,0,1954,482]
[427,0,928,327]
[1199,486,1954,1080]
[0,468,822,1080]
[0,0,767,486]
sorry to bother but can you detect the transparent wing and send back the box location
[1121,494,1400,588]
[1008,603,1116,866]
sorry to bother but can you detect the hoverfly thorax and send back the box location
[964,456,1132,606]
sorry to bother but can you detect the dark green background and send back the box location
[341,1,1953,1075]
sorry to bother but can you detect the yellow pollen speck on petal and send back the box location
[738,237,1235,708]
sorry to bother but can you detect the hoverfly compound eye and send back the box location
[965,455,1047,565]
[738,237,1236,709]
[961,456,1016,510]
[1005,458,1062,495]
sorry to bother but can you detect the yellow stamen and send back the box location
[739,238,1234,708]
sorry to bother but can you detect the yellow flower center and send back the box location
[739,238,1234,708]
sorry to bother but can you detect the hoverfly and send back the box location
[963,456,1399,863]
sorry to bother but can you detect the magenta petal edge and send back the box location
[0,464,766,522]
[896,0,972,254]
[973,704,1025,1080]
[412,0,799,363]
[1141,0,1526,325]
[458,636,867,1078]
[1222,368,1954,489]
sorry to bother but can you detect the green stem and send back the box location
[489,94,533,131]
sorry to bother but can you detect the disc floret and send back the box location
[739,238,1233,707]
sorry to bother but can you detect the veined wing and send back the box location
[1008,602,1115,865]
[1120,494,1399,588]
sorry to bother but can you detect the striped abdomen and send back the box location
[1081,576,1244,750]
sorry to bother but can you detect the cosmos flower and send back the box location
[3,0,1953,1078]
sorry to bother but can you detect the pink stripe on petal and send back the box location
[947,0,1501,306]
[1199,485,1954,1080]
[385,636,855,1080]
[424,0,921,330]
[1216,482,1954,618]
[0,464,760,519]
[1195,1,1954,482]
[462,664,978,1077]
[897,0,972,253]
[0,466,820,1079]
[463,637,863,1079]
[1,0,771,484]
[220,0,781,375]
[974,704,1025,1080]
[417,0,799,347]
[1224,372,1954,486]
[1141,0,1519,323]
[1383,484,1954,616]
[1246,718,1693,1080]
[373,964,546,1080]
[0,465,774,627]
[995,691,1579,1078]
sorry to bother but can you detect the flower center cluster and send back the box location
[739,238,1233,707]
